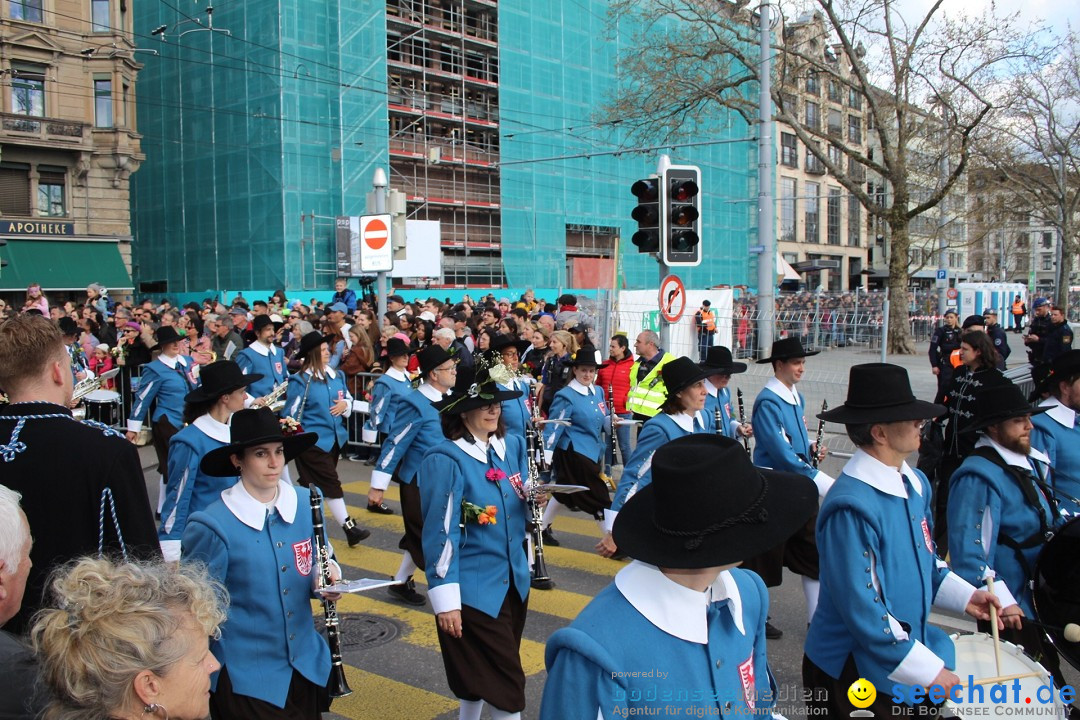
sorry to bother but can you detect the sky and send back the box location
[901,0,1078,38]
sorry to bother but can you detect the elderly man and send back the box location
[625,330,675,421]
[434,326,472,369]
[211,314,243,361]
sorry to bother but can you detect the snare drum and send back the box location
[946,633,1065,718]
[83,389,121,426]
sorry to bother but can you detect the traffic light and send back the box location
[630,177,663,253]
[663,165,702,267]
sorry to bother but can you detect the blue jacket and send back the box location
[499,378,533,440]
[371,383,443,488]
[947,439,1060,616]
[158,415,234,562]
[235,342,287,399]
[127,355,199,431]
[283,368,352,453]
[331,288,357,313]
[1031,399,1080,516]
[701,383,741,439]
[419,435,530,619]
[752,379,815,479]
[542,564,774,718]
[806,451,976,699]
[986,323,1011,367]
[610,412,708,515]
[543,381,609,464]
[365,368,411,435]
[182,482,330,708]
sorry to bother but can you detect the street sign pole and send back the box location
[657,155,673,350]
[372,168,389,320]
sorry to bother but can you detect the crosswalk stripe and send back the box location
[333,666,457,719]
[343,479,400,501]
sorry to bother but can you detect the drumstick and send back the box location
[970,671,1041,686]
[987,576,1003,676]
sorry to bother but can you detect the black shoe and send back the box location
[541,527,560,547]
[342,517,370,547]
[367,501,394,515]
[387,578,426,606]
[765,619,783,639]
[610,550,628,561]
[363,456,376,466]
[531,576,556,590]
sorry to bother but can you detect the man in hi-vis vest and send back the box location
[625,330,676,421]
[694,299,716,362]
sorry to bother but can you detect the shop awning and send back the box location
[0,239,133,292]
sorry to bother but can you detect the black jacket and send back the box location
[928,325,962,368]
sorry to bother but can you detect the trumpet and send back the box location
[72,368,120,403]
[255,380,289,412]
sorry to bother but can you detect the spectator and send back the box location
[210,314,243,361]
[694,299,716,362]
[331,277,357,313]
[89,343,116,389]
[21,284,47,315]
[86,282,110,317]
[538,330,576,415]
[597,334,635,472]
[554,294,580,329]
[387,293,408,318]
[521,325,548,378]
[78,318,101,359]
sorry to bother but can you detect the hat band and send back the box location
[653,475,770,551]
[841,396,916,409]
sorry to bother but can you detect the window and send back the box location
[1016,232,1027,248]
[9,0,42,22]
[94,78,112,127]
[1042,255,1053,271]
[1042,232,1053,248]
[806,72,820,95]
[827,108,843,137]
[91,0,110,31]
[848,194,861,246]
[1017,256,1029,272]
[828,79,842,103]
[848,87,862,110]
[11,62,45,116]
[909,247,922,265]
[0,164,31,215]
[848,114,861,143]
[805,182,820,243]
[805,101,820,130]
[780,177,797,243]
[827,143,842,168]
[37,167,65,217]
[121,80,129,127]
[780,132,798,168]
[948,252,961,269]
[827,188,841,245]
[806,143,824,174]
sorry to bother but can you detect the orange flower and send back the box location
[478,513,491,525]
[485,505,498,517]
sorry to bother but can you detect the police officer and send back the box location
[1024,297,1053,364]
[982,308,1010,369]
[928,309,962,404]
[1042,305,1073,365]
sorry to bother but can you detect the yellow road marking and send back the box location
[333,666,457,719]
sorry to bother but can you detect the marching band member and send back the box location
[58,316,92,383]
[489,334,534,439]
[804,363,1000,716]
[285,332,369,547]
[539,345,610,547]
[235,314,287,406]
[363,337,412,441]
[1030,349,1080,517]
[599,356,711,557]
[699,345,753,440]
[368,345,458,606]
[182,408,336,719]
[419,366,532,720]
[744,337,833,637]
[543,435,816,718]
[158,360,261,562]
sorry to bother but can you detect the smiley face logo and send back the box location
[847,678,876,709]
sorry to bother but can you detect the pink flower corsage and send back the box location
[485,468,507,483]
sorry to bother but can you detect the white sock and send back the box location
[802,576,820,623]
[489,708,521,720]
[458,699,483,720]
[393,551,417,583]
[326,497,349,526]
[541,497,563,529]
[156,476,167,514]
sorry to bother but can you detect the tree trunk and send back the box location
[887,217,917,354]
[1057,220,1074,309]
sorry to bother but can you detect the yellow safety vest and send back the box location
[626,352,675,417]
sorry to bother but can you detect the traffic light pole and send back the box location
[755,2,776,359]
[372,168,389,321]
[657,155,673,350]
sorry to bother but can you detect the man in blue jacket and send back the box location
[805,364,1001,716]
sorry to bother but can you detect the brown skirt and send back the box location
[210,665,329,720]
[551,444,611,519]
[397,474,425,567]
[294,444,343,499]
[741,507,819,586]
[803,653,940,717]
[436,582,528,712]
[151,415,180,476]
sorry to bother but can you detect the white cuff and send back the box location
[981,580,1018,610]
[370,470,393,491]
[887,639,945,688]
[127,419,144,432]
[812,470,835,497]
[603,508,618,533]
[428,583,461,615]
[544,450,554,466]
[353,400,370,414]
[361,427,378,443]
[933,572,977,614]
[160,539,182,563]
[728,419,742,436]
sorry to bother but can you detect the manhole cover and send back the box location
[316,612,401,649]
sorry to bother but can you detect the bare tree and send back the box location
[975,32,1080,308]
[604,0,1041,353]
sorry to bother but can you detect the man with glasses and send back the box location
[368,345,458,606]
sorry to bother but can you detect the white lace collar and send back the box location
[192,413,231,444]
[764,377,799,405]
[221,479,297,531]
[842,449,922,499]
[453,435,507,463]
[615,562,745,643]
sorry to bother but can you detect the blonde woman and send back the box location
[537,330,577,415]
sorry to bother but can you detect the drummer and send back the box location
[804,364,1001,716]
[235,314,287,406]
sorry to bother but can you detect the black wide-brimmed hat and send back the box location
[963,378,1049,433]
[818,363,945,424]
[251,314,284,333]
[417,344,455,378]
[57,316,79,336]
[200,408,318,477]
[756,337,819,364]
[1050,350,1080,384]
[700,346,747,375]
[567,345,608,368]
[433,365,521,415]
[489,333,531,357]
[155,325,183,347]
[385,337,411,359]
[184,360,263,403]
[297,331,331,358]
[614,435,817,568]
[661,356,712,396]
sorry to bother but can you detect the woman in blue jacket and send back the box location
[182,408,337,720]
[159,360,261,562]
[284,332,369,546]
[363,337,412,441]
[419,366,532,720]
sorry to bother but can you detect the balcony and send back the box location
[387,89,498,126]
[806,156,826,175]
[389,137,498,167]
[1,112,92,148]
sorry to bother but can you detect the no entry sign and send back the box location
[658,274,686,323]
[360,214,393,272]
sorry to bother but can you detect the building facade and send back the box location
[0,0,140,296]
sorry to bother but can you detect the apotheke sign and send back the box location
[1,221,76,236]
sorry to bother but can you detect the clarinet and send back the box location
[736,388,751,454]
[812,399,828,469]
[530,384,549,473]
[604,382,617,490]
[308,490,353,697]
[714,403,724,436]
[525,422,553,587]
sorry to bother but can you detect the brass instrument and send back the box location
[256,380,289,412]
[736,388,751,454]
[309,489,353,698]
[811,399,828,469]
[525,421,554,590]
[71,368,120,403]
